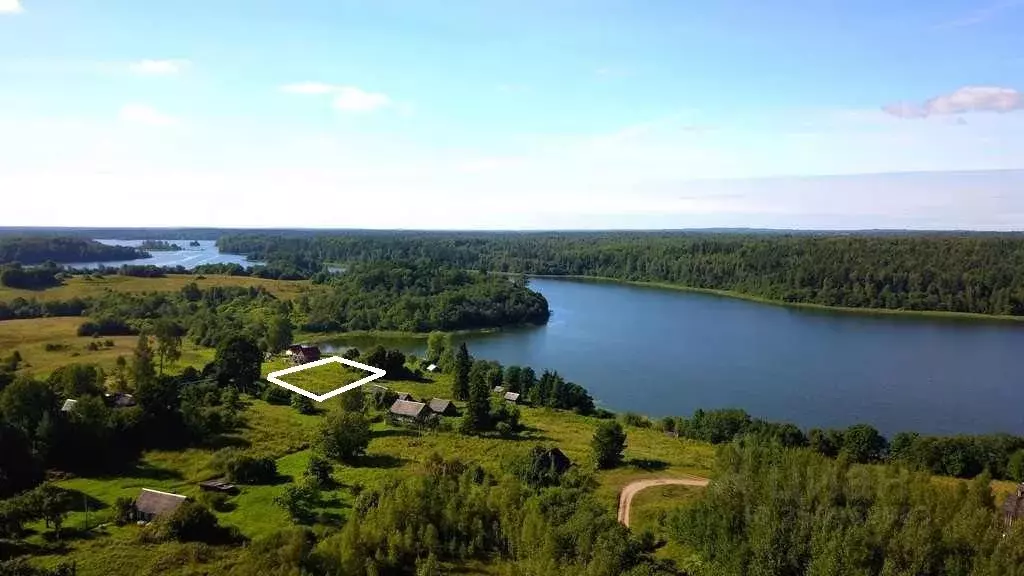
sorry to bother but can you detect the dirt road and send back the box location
[617,476,710,527]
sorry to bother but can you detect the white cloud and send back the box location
[129,59,190,75]
[118,104,179,127]
[0,0,22,14]
[281,82,392,112]
[884,86,1024,118]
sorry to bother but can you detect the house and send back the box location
[427,398,457,416]
[426,364,438,372]
[286,345,321,365]
[388,399,429,424]
[1003,483,1024,531]
[537,447,572,475]
[504,392,521,404]
[104,392,137,409]
[134,488,187,522]
[199,479,238,494]
[396,392,413,402]
[493,386,505,394]
[60,399,78,413]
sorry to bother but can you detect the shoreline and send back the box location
[523,274,1024,324]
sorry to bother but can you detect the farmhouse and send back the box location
[389,399,429,424]
[286,345,321,365]
[504,392,521,404]
[135,488,187,522]
[428,398,457,416]
[1004,483,1024,531]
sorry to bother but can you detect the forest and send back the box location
[218,231,1024,316]
[0,238,145,266]
[669,438,1024,576]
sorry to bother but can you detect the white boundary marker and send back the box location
[267,356,386,403]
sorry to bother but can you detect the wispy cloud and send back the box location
[129,59,190,75]
[118,104,179,127]
[883,86,1024,119]
[0,0,23,14]
[281,82,392,112]
[935,0,1024,28]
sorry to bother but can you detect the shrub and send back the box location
[224,454,278,485]
[262,385,291,406]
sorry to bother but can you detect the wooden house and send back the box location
[286,345,321,365]
[388,399,429,425]
[428,398,457,417]
[135,488,187,522]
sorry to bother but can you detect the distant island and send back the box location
[138,240,183,251]
[0,237,147,266]
[189,240,201,247]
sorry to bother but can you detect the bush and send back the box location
[113,496,135,526]
[262,385,291,406]
[315,410,371,462]
[291,394,316,415]
[224,454,278,484]
[591,421,627,469]
[619,412,651,428]
[162,501,231,543]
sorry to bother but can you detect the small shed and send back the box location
[60,399,79,413]
[493,386,505,394]
[389,399,429,424]
[199,479,238,494]
[538,447,572,474]
[1003,483,1024,531]
[426,364,438,372]
[504,392,521,404]
[428,398,457,416]
[135,488,187,522]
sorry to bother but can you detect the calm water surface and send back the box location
[67,239,260,269]
[323,278,1024,436]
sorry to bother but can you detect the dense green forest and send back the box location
[218,232,1024,316]
[669,438,1024,576]
[0,238,145,266]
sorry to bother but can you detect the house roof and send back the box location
[1004,485,1024,519]
[541,447,572,472]
[493,386,505,393]
[136,488,187,517]
[504,392,521,402]
[389,399,429,419]
[426,364,438,371]
[428,398,454,414]
[61,399,78,412]
[396,392,413,401]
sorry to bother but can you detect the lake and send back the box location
[67,239,261,269]
[321,278,1024,436]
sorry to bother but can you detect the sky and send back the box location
[1,0,1023,230]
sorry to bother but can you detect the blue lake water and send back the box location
[67,239,260,269]
[321,278,1024,436]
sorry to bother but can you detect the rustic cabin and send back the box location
[504,392,521,404]
[1004,483,1024,531]
[286,345,321,365]
[538,447,572,475]
[428,398,457,416]
[388,399,429,424]
[135,488,187,522]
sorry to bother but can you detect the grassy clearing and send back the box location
[0,274,309,302]
[629,484,705,568]
[0,317,214,376]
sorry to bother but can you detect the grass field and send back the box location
[0,317,214,376]
[0,274,309,302]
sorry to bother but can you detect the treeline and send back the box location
[0,262,64,290]
[297,261,550,332]
[0,237,145,265]
[219,231,1024,316]
[668,438,1024,576]
[645,407,1024,481]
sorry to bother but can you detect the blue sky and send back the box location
[1,0,1023,229]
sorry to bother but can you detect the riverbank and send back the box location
[524,274,1024,324]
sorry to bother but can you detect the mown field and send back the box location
[0,274,309,302]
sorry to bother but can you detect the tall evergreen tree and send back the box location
[452,343,471,401]
[466,369,491,432]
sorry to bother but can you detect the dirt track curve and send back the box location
[617,476,711,527]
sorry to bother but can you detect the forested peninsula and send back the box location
[0,238,146,266]
[218,231,1024,316]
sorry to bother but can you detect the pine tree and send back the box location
[452,343,471,401]
[466,370,491,433]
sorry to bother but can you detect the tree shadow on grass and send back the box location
[349,454,405,469]
[63,488,108,512]
[200,434,252,451]
[373,428,421,439]
[628,458,669,472]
